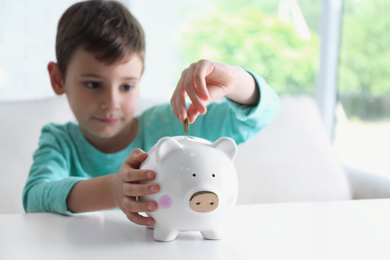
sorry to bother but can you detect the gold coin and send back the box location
[184,117,189,133]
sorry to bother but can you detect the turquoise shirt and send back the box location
[23,72,279,214]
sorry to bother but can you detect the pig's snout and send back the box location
[189,191,219,213]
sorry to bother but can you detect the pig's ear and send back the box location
[212,137,237,161]
[156,137,183,162]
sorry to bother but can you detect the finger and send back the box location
[121,169,156,183]
[125,211,156,226]
[124,148,148,169]
[122,197,158,213]
[193,60,210,101]
[187,103,201,124]
[184,69,207,115]
[171,75,188,123]
[123,182,160,197]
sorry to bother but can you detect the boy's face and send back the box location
[53,47,143,147]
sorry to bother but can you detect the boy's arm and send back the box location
[188,72,279,144]
[171,59,261,124]
[23,149,83,214]
[65,174,116,212]
[140,69,279,146]
[24,127,159,226]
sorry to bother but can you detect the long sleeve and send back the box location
[23,123,131,214]
[23,125,85,214]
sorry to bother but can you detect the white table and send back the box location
[1,199,390,260]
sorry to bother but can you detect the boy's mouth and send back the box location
[94,117,119,125]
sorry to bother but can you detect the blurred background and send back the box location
[0,0,389,177]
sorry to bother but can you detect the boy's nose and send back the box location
[101,90,119,111]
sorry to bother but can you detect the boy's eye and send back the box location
[85,82,99,89]
[120,84,134,91]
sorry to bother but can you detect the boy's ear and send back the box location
[47,62,65,95]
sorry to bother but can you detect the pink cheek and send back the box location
[158,195,172,209]
[227,194,235,206]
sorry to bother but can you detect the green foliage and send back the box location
[176,2,319,95]
[339,0,390,96]
[176,0,390,98]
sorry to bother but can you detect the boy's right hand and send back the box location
[112,148,160,226]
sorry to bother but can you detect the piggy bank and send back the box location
[140,136,238,241]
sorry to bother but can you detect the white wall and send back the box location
[128,0,178,100]
[0,0,78,100]
[0,0,178,101]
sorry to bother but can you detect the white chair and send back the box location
[1,95,389,213]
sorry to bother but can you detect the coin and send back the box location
[184,117,189,133]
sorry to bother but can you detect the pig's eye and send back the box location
[192,173,196,177]
[212,174,215,177]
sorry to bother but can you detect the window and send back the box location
[333,0,390,177]
[0,0,81,100]
[174,0,321,96]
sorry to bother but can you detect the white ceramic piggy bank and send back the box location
[140,136,238,241]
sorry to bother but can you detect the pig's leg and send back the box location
[153,225,179,242]
[201,227,224,240]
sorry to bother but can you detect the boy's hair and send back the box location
[56,0,145,77]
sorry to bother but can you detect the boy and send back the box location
[23,0,279,227]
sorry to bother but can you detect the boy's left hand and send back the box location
[170,59,258,124]
[112,149,160,226]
